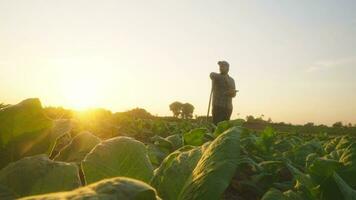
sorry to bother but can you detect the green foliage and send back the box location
[0,103,10,109]
[178,127,241,200]
[213,119,244,137]
[53,131,101,163]
[183,128,208,146]
[0,155,80,198]
[0,99,52,147]
[147,143,170,168]
[19,177,160,200]
[0,184,17,200]
[261,188,287,200]
[151,146,203,200]
[333,172,356,200]
[165,134,183,150]
[82,136,154,184]
[0,99,72,169]
[255,127,276,154]
[2,98,356,200]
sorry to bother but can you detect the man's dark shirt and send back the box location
[210,72,236,110]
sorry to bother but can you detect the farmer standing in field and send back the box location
[210,61,237,125]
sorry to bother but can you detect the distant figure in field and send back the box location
[210,61,237,125]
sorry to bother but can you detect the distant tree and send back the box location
[246,115,255,122]
[123,108,153,119]
[169,101,183,118]
[181,103,194,119]
[318,124,328,128]
[304,122,314,127]
[332,121,343,128]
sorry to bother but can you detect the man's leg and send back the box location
[226,108,233,120]
[212,105,224,125]
[219,107,233,122]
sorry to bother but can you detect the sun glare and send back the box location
[60,77,101,110]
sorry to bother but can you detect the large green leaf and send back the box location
[213,119,244,137]
[308,158,343,183]
[337,143,356,190]
[333,172,356,200]
[286,164,317,199]
[151,146,203,200]
[304,143,356,200]
[336,136,353,150]
[147,143,170,168]
[261,188,304,200]
[19,177,161,200]
[255,127,276,154]
[54,131,101,164]
[151,135,173,150]
[0,98,51,146]
[178,127,241,200]
[340,143,356,167]
[307,158,344,200]
[261,188,287,200]
[290,139,323,167]
[324,136,341,153]
[283,190,305,200]
[0,154,80,198]
[0,185,17,200]
[183,128,208,146]
[0,99,73,169]
[165,134,183,150]
[82,136,154,184]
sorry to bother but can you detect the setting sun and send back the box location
[60,75,101,110]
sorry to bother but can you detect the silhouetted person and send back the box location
[210,61,236,125]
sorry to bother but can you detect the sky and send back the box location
[0,0,355,125]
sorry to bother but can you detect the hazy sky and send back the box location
[0,0,355,125]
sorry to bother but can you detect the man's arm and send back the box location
[210,72,219,80]
[226,78,237,97]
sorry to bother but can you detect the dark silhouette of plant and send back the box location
[332,121,343,128]
[0,103,9,109]
[121,108,153,119]
[181,103,194,119]
[169,102,183,118]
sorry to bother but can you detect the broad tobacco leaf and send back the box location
[213,119,244,137]
[19,177,161,200]
[261,188,304,200]
[165,134,183,150]
[178,127,241,200]
[54,131,101,164]
[147,143,170,168]
[261,188,287,200]
[0,155,80,198]
[183,128,208,146]
[152,127,241,200]
[82,136,154,184]
[0,99,72,169]
[151,145,203,200]
[333,172,356,200]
